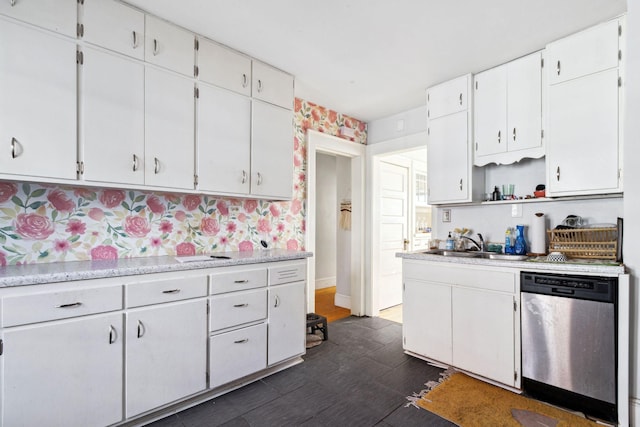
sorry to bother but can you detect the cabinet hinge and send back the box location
[541,58,544,68]
[427,110,430,119]
[76,50,84,65]
[194,65,199,78]
[77,0,84,4]
[0,339,3,356]
[206,371,209,383]
[618,77,622,87]
[427,128,430,136]
[194,87,199,98]
[475,142,478,151]
[619,24,622,37]
[194,174,199,187]
[619,50,622,61]
[514,371,518,381]
[77,23,84,38]
[403,336,406,345]
[76,161,84,176]
[427,93,430,102]
[475,81,478,90]
[194,38,199,51]
[541,129,544,139]
[514,300,517,312]
[618,168,622,180]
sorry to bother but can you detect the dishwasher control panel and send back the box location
[521,272,616,303]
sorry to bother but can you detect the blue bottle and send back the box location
[514,225,527,255]
[504,227,514,254]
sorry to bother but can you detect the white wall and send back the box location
[623,1,640,421]
[335,156,352,306]
[367,106,428,144]
[315,153,336,288]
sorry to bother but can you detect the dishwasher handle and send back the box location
[552,287,575,295]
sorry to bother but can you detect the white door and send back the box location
[378,161,408,310]
[82,0,145,59]
[267,281,305,366]
[473,64,507,158]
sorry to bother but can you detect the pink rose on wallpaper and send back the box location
[174,210,187,221]
[237,213,247,223]
[54,239,70,252]
[99,190,125,208]
[0,182,18,203]
[216,200,229,216]
[311,109,320,122]
[150,237,162,247]
[73,188,94,198]
[176,242,196,256]
[159,220,173,233]
[298,172,306,183]
[290,199,302,215]
[15,213,54,240]
[47,189,75,213]
[293,156,301,167]
[147,196,165,215]
[65,219,86,235]
[88,208,105,221]
[358,122,365,132]
[200,217,220,236]
[239,241,253,252]
[328,110,338,123]
[183,195,201,211]
[345,118,353,128]
[286,239,299,250]
[302,119,310,131]
[294,98,302,112]
[257,218,271,233]
[0,251,6,266]
[164,194,181,204]
[294,137,300,150]
[226,222,236,233]
[301,220,306,232]
[220,236,229,245]
[91,245,118,260]
[124,216,151,238]
[269,204,281,218]
[244,200,257,214]
[277,223,285,232]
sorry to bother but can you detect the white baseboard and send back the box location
[629,397,639,426]
[315,277,335,289]
[334,292,351,309]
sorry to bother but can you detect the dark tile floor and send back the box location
[149,316,456,427]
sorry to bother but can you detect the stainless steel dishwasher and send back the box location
[521,271,617,423]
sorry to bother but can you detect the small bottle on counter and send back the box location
[504,227,514,254]
[492,186,501,201]
[445,232,455,250]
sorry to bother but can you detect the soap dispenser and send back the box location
[445,232,455,250]
[504,227,514,254]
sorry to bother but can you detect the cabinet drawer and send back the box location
[209,268,267,295]
[210,288,267,332]
[269,263,306,286]
[404,262,515,293]
[127,276,208,308]
[209,323,267,389]
[2,285,122,327]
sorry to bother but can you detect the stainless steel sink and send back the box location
[423,249,528,261]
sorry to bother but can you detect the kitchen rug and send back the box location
[406,369,601,427]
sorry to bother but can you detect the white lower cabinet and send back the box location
[126,299,207,418]
[1,313,124,427]
[268,281,305,365]
[402,260,519,388]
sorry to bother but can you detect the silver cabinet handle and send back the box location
[132,154,139,172]
[556,166,561,181]
[257,79,263,93]
[57,302,82,308]
[241,170,247,184]
[137,320,145,338]
[153,39,159,56]
[513,128,516,141]
[109,325,118,344]
[234,339,249,344]
[10,0,16,6]
[132,31,138,49]
[274,295,280,308]
[256,172,263,186]
[459,179,463,191]
[557,60,561,76]
[154,157,160,174]
[162,289,181,294]
[234,279,249,284]
[10,137,21,159]
[233,303,248,308]
[497,130,501,144]
[242,73,248,88]
[459,93,463,105]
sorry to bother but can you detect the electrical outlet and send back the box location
[442,209,451,222]
[511,204,522,218]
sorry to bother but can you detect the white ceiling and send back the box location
[124,0,627,122]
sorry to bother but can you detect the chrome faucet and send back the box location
[460,233,486,252]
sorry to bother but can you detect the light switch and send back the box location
[511,204,522,218]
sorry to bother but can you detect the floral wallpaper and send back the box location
[0,98,366,266]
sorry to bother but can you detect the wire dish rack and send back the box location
[547,227,618,260]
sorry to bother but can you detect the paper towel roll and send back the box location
[530,212,546,255]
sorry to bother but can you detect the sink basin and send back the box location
[422,249,528,261]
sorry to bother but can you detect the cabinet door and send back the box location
[546,18,619,85]
[82,0,144,59]
[145,15,194,77]
[82,47,145,185]
[145,67,195,189]
[252,61,294,109]
[126,299,207,418]
[267,281,305,365]
[547,68,620,195]
[0,20,77,180]
[197,84,251,194]
[507,51,542,153]
[251,101,293,199]
[403,280,452,364]
[473,65,507,158]
[2,314,123,427]
[452,287,516,386]
[0,0,76,36]
[427,111,470,204]
[198,38,252,96]
[427,75,469,120]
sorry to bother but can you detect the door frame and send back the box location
[366,131,427,316]
[306,130,366,315]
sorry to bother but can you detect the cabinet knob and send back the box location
[257,79,263,93]
[459,93,463,105]
[153,39,159,56]
[234,339,249,344]
[274,295,280,308]
[154,157,160,174]
[497,130,501,144]
[556,166,561,181]
[132,154,139,172]
[459,179,463,191]
[241,170,247,184]
[57,302,82,309]
[132,31,138,49]
[256,172,263,186]
[10,0,16,6]
[556,60,561,76]
[137,320,145,338]
[233,303,249,308]
[162,289,180,294]
[513,127,516,142]
[10,137,21,159]
[109,325,118,344]
[234,279,249,284]
[242,74,248,88]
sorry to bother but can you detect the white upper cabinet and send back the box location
[145,67,195,190]
[82,0,145,60]
[0,19,77,181]
[546,17,622,196]
[198,38,252,96]
[546,19,620,85]
[474,51,543,166]
[0,0,76,37]
[427,75,469,120]
[197,84,252,194]
[145,15,195,77]
[81,47,145,185]
[252,61,294,110]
